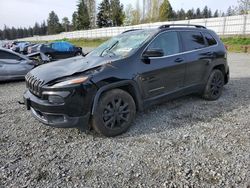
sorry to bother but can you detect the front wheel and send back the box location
[203,69,224,100]
[92,89,136,137]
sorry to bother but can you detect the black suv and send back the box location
[23,24,229,137]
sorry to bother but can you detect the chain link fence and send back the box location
[19,14,250,42]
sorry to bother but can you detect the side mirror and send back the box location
[142,48,164,64]
[142,48,164,58]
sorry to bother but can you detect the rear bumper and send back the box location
[23,90,91,130]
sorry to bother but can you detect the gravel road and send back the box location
[0,53,250,187]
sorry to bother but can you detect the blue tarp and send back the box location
[51,42,73,52]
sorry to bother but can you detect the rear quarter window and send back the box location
[180,31,206,51]
[203,32,217,46]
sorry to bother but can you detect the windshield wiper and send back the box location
[100,41,119,57]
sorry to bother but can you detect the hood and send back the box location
[29,55,118,84]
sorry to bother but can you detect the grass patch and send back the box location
[221,36,250,53]
[60,38,109,48]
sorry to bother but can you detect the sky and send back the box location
[0,0,239,29]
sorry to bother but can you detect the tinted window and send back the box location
[0,50,20,60]
[148,31,180,56]
[204,33,217,46]
[180,31,206,51]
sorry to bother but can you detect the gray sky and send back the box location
[0,0,239,29]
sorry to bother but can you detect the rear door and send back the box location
[139,31,186,99]
[179,30,211,87]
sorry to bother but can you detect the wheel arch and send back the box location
[212,64,228,84]
[91,80,143,115]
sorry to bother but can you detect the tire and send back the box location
[45,54,53,62]
[92,89,136,137]
[75,52,82,56]
[203,69,224,100]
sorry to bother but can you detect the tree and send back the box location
[186,9,195,19]
[238,0,250,14]
[196,8,202,18]
[177,9,186,20]
[227,6,234,16]
[62,17,70,32]
[76,0,90,30]
[85,0,97,28]
[72,11,78,30]
[110,0,125,26]
[159,0,173,21]
[33,22,40,35]
[213,10,219,17]
[124,4,134,25]
[40,21,47,35]
[202,6,209,18]
[47,11,63,34]
[208,8,212,18]
[97,0,112,27]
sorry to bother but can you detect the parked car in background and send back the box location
[39,41,83,61]
[28,44,43,54]
[0,48,37,81]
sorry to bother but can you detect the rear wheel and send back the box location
[92,89,136,137]
[45,54,53,62]
[203,69,224,100]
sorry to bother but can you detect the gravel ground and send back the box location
[0,53,250,187]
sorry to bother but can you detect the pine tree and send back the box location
[227,6,233,16]
[76,0,90,30]
[159,0,173,21]
[47,11,63,34]
[213,10,219,17]
[72,11,78,30]
[196,8,202,18]
[62,17,70,32]
[110,0,125,26]
[97,0,112,27]
[33,22,40,35]
[177,9,186,20]
[202,6,209,18]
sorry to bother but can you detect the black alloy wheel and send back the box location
[203,69,224,100]
[92,89,136,137]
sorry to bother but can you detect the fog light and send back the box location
[48,95,64,104]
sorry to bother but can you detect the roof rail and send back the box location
[159,24,206,29]
[122,29,142,33]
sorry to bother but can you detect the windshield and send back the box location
[88,30,156,58]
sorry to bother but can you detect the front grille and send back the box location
[25,73,45,97]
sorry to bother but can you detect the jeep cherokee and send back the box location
[23,24,229,137]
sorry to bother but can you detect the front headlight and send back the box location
[53,76,88,87]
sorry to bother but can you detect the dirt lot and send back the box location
[0,53,250,187]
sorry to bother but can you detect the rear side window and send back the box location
[0,50,20,60]
[180,31,206,51]
[148,31,180,56]
[204,33,217,46]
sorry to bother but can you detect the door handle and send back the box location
[175,58,184,63]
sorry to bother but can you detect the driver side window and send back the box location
[148,31,180,56]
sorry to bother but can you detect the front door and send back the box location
[138,31,186,99]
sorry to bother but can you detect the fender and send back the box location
[91,80,143,115]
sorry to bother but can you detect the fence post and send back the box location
[242,15,247,35]
[222,17,227,36]
[204,19,207,27]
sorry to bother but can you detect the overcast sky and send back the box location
[0,0,239,29]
